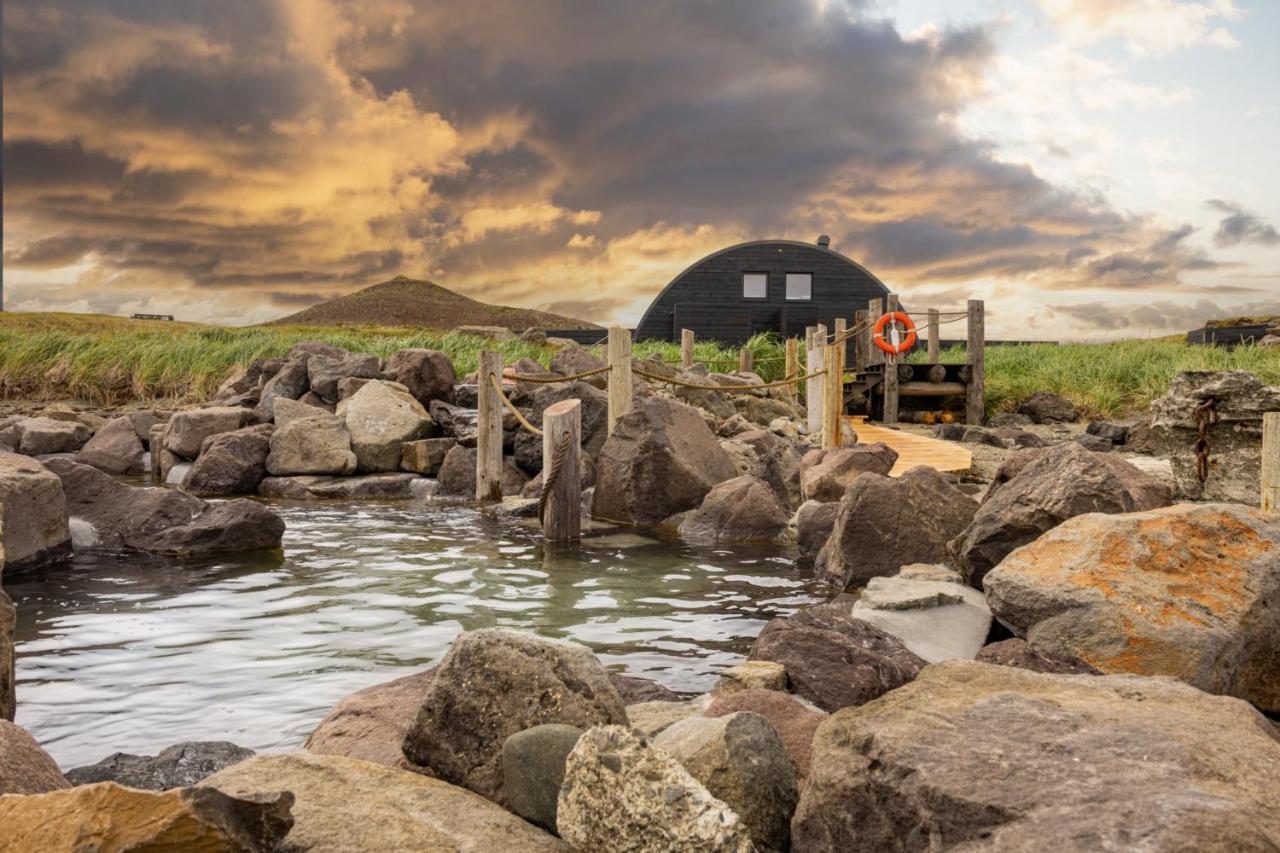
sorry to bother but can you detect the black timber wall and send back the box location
[1186,324,1271,347]
[633,241,892,345]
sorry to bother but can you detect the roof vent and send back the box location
[816,234,831,248]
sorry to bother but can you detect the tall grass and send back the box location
[1,313,1275,416]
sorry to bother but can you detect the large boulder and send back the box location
[0,588,12,722]
[338,380,435,472]
[435,445,526,499]
[45,458,284,555]
[163,407,249,460]
[400,437,456,476]
[271,396,331,429]
[949,442,1172,587]
[704,689,827,787]
[183,424,272,497]
[592,396,737,526]
[401,629,627,804]
[75,415,146,475]
[265,413,358,476]
[817,467,976,589]
[557,725,754,852]
[549,345,608,389]
[794,500,840,561]
[502,723,583,834]
[385,348,457,405]
[654,711,798,852]
[1,720,69,794]
[984,503,1280,712]
[307,351,382,403]
[678,474,791,543]
[66,741,254,790]
[792,661,1280,851]
[1016,390,1078,423]
[0,452,72,572]
[305,667,436,769]
[848,565,992,663]
[14,416,90,455]
[1150,370,1280,503]
[799,443,898,502]
[737,429,803,508]
[253,354,310,421]
[749,602,926,712]
[513,382,609,473]
[1,782,294,852]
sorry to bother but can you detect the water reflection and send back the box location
[8,500,823,767]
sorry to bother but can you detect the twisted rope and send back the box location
[537,429,573,524]
[507,365,610,384]
[632,366,825,391]
[489,373,544,436]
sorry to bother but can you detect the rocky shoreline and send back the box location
[2,341,1279,851]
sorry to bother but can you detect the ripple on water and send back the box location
[7,500,824,767]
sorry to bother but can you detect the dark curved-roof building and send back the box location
[634,236,892,344]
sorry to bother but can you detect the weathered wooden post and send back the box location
[927,308,940,364]
[853,308,870,370]
[867,298,884,366]
[607,326,632,437]
[783,337,799,404]
[681,329,695,370]
[1263,412,1279,513]
[476,349,505,502]
[966,299,986,426]
[822,341,844,449]
[806,325,826,435]
[739,347,753,374]
[882,294,900,424]
[541,399,582,541]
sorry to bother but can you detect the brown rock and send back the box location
[0,451,72,572]
[705,689,826,786]
[75,415,147,475]
[0,720,69,795]
[678,474,791,543]
[975,639,1099,675]
[799,443,898,502]
[305,668,436,770]
[0,588,12,722]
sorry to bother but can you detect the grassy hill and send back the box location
[270,276,599,331]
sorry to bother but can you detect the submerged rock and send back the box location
[0,451,72,572]
[792,661,1280,852]
[66,741,254,790]
[1,720,69,795]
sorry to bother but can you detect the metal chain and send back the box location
[537,429,573,524]
[1192,397,1218,483]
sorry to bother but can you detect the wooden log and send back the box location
[899,381,968,397]
[542,399,582,542]
[958,364,973,384]
[784,337,799,404]
[607,326,632,437]
[927,308,940,364]
[897,364,914,382]
[883,294,900,424]
[822,342,843,449]
[927,363,947,383]
[681,329,695,370]
[807,325,826,435]
[739,347,753,374]
[966,299,986,425]
[853,309,870,370]
[1264,412,1279,513]
[476,349,505,503]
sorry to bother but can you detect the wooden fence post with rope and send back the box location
[681,329,695,370]
[927,308,940,364]
[607,325,633,436]
[540,399,582,541]
[883,294,901,425]
[806,325,826,435]
[783,337,799,404]
[822,341,844,449]
[739,347,753,374]
[966,299,985,425]
[854,309,871,370]
[476,349,505,503]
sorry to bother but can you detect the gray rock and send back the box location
[16,417,91,455]
[818,467,976,590]
[0,720,70,795]
[75,416,147,475]
[749,601,926,712]
[400,437,457,476]
[799,443,898,502]
[253,355,309,421]
[557,725,754,853]
[337,380,434,472]
[1016,390,1078,423]
[592,396,737,526]
[306,473,421,500]
[401,628,627,804]
[608,672,681,704]
[65,741,254,790]
[975,639,1099,675]
[385,348,457,405]
[704,689,828,788]
[550,345,608,389]
[45,458,284,555]
[850,570,992,663]
[184,425,272,497]
[513,382,608,474]
[163,407,248,459]
[428,400,481,447]
[307,352,381,403]
[986,412,1033,428]
[1074,433,1113,452]
[792,661,1280,852]
[1,587,13,721]
[1086,420,1130,444]
[678,474,790,543]
[0,452,72,572]
[624,699,704,737]
[950,442,1172,587]
[502,724,583,834]
[266,413,357,476]
[794,500,840,562]
[271,396,331,429]
[991,427,1046,449]
[655,712,798,852]
[935,423,1008,448]
[984,503,1280,713]
[434,445,526,499]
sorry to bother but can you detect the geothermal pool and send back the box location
[7,500,824,768]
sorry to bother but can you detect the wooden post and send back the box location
[607,326,632,437]
[834,317,847,378]
[927,308,940,364]
[806,325,826,435]
[882,294,900,424]
[783,337,799,403]
[681,329,695,370]
[867,298,884,366]
[822,342,844,449]
[476,349,505,503]
[1263,412,1279,513]
[739,347,753,374]
[853,309,870,370]
[966,299,986,426]
[542,399,582,541]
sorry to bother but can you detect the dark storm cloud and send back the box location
[1050,297,1280,333]
[1206,200,1280,248]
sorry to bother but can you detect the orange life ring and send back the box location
[873,311,917,355]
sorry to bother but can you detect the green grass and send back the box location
[1,313,1276,417]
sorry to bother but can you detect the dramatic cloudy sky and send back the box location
[3,0,1278,338]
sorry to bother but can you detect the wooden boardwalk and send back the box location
[846,417,972,477]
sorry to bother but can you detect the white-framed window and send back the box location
[742,272,768,299]
[785,273,812,300]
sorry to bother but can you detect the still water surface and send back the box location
[9,500,823,768]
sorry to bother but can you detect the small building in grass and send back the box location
[633,236,893,345]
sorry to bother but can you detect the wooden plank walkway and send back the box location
[846,417,972,477]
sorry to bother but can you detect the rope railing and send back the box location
[632,365,826,391]
[489,372,544,436]
[507,365,610,384]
